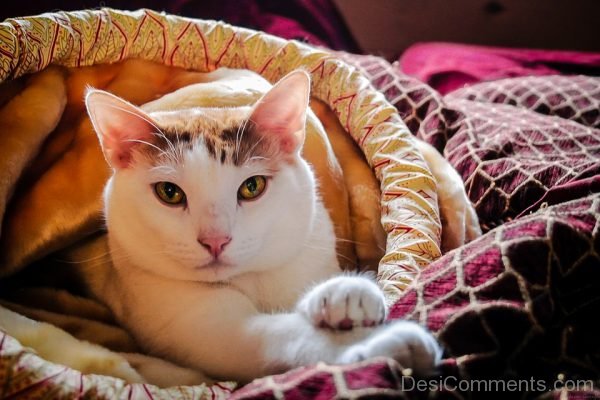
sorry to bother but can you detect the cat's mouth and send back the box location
[195,259,234,271]
[193,259,237,281]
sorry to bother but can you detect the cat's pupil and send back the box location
[246,178,258,193]
[164,183,177,198]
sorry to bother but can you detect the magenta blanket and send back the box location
[231,52,600,399]
[399,42,600,94]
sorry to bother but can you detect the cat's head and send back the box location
[86,71,317,282]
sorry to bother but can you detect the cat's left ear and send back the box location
[85,89,157,169]
[249,70,310,154]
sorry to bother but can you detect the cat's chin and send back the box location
[191,260,238,282]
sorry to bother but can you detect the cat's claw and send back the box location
[338,320,443,375]
[297,275,386,330]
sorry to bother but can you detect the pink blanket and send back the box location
[399,42,600,94]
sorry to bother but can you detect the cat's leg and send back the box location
[338,320,443,374]
[148,282,438,382]
[146,288,368,381]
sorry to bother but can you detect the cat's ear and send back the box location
[249,70,310,154]
[85,89,157,169]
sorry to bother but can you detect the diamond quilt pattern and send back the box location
[448,75,600,129]
[443,98,600,231]
[233,194,600,400]
[339,52,600,232]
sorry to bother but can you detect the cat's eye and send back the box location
[154,182,186,206]
[238,176,267,201]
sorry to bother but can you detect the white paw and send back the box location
[338,321,442,375]
[297,275,387,330]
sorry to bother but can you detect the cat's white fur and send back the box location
[85,70,442,383]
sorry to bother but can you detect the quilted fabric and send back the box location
[233,194,600,399]
[338,53,600,232]
[444,97,600,231]
[448,75,600,129]
[0,331,235,399]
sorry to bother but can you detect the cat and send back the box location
[84,69,442,383]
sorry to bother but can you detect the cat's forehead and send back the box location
[151,107,247,133]
[139,107,279,166]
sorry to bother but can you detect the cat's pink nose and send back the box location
[198,236,231,258]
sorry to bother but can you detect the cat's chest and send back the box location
[231,256,339,312]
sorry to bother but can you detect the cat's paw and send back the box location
[338,321,442,375]
[296,275,386,330]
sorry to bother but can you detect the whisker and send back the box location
[123,139,164,154]
[54,246,181,267]
[245,155,270,164]
[241,134,269,165]
[335,237,371,246]
[302,243,358,266]
[102,103,166,137]
[152,130,177,160]
[235,116,252,162]
[55,252,112,264]
[150,165,178,177]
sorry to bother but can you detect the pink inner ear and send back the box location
[101,114,157,167]
[249,71,310,154]
[86,90,157,169]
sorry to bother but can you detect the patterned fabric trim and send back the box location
[0,331,236,399]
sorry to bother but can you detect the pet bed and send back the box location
[1,8,599,400]
[0,8,442,399]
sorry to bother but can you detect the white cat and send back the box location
[84,70,442,383]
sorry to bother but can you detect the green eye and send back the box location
[238,176,267,201]
[155,182,186,205]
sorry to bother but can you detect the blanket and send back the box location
[1,7,598,400]
[0,9,443,399]
[333,52,600,399]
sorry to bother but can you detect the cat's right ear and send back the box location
[85,89,157,169]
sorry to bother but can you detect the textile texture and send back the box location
[235,50,600,400]
[0,9,440,399]
[0,7,598,400]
